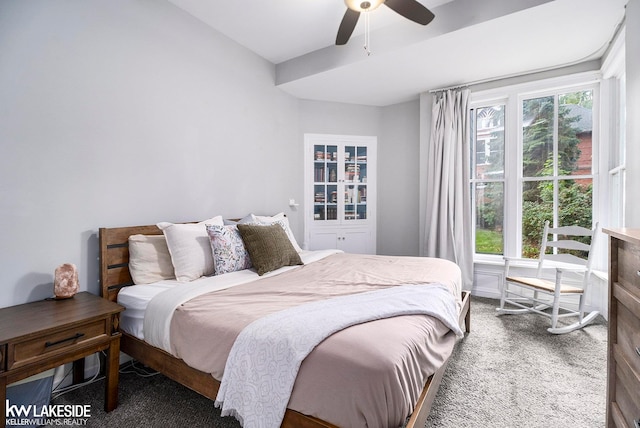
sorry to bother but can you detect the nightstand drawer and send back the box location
[8,318,108,370]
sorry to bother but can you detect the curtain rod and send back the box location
[428,84,469,94]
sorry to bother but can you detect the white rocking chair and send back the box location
[496,221,599,334]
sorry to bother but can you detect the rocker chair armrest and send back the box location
[502,257,539,269]
[555,266,588,274]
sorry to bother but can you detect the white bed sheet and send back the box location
[118,280,176,339]
[117,250,341,341]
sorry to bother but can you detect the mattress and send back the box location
[117,280,174,340]
[117,250,340,340]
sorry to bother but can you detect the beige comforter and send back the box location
[169,253,462,428]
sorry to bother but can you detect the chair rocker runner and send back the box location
[496,221,599,334]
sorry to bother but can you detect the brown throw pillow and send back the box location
[237,223,303,276]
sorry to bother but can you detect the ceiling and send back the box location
[167,0,627,106]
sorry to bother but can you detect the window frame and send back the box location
[602,26,626,229]
[469,98,508,260]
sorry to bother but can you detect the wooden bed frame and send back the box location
[99,223,471,428]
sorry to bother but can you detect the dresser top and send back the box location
[603,227,640,246]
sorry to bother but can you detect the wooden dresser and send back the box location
[604,228,640,428]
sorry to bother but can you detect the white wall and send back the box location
[379,100,421,256]
[626,0,640,226]
[298,100,381,137]
[0,1,302,308]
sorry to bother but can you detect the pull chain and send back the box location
[363,9,371,56]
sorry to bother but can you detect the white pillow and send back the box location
[128,234,175,284]
[157,216,224,282]
[223,214,256,225]
[253,212,303,252]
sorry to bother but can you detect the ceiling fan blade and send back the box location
[336,8,360,45]
[384,0,435,25]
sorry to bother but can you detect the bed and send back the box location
[99,220,471,428]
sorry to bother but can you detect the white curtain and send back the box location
[424,88,473,290]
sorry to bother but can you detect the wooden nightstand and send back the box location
[0,292,124,427]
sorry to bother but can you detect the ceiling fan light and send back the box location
[344,0,385,12]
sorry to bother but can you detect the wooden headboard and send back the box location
[99,224,163,302]
[99,218,247,301]
[99,216,279,301]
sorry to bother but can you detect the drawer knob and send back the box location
[45,332,85,348]
[635,419,640,428]
[637,347,640,358]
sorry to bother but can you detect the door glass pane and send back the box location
[344,146,358,183]
[475,182,504,255]
[344,205,356,220]
[344,185,356,220]
[357,147,367,184]
[357,147,367,162]
[358,163,367,183]
[357,185,367,220]
[522,96,554,177]
[314,145,325,182]
[327,145,338,182]
[327,184,337,220]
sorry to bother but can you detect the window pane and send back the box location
[522,180,553,258]
[559,90,593,176]
[558,178,592,229]
[475,182,504,255]
[521,178,592,258]
[474,105,505,179]
[522,96,554,177]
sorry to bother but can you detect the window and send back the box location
[521,90,594,258]
[470,75,599,260]
[470,104,505,255]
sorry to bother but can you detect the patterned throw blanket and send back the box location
[215,283,463,428]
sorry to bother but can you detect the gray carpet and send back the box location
[50,296,608,427]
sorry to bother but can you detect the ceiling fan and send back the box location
[336,0,435,46]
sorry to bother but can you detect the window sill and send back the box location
[473,256,608,280]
